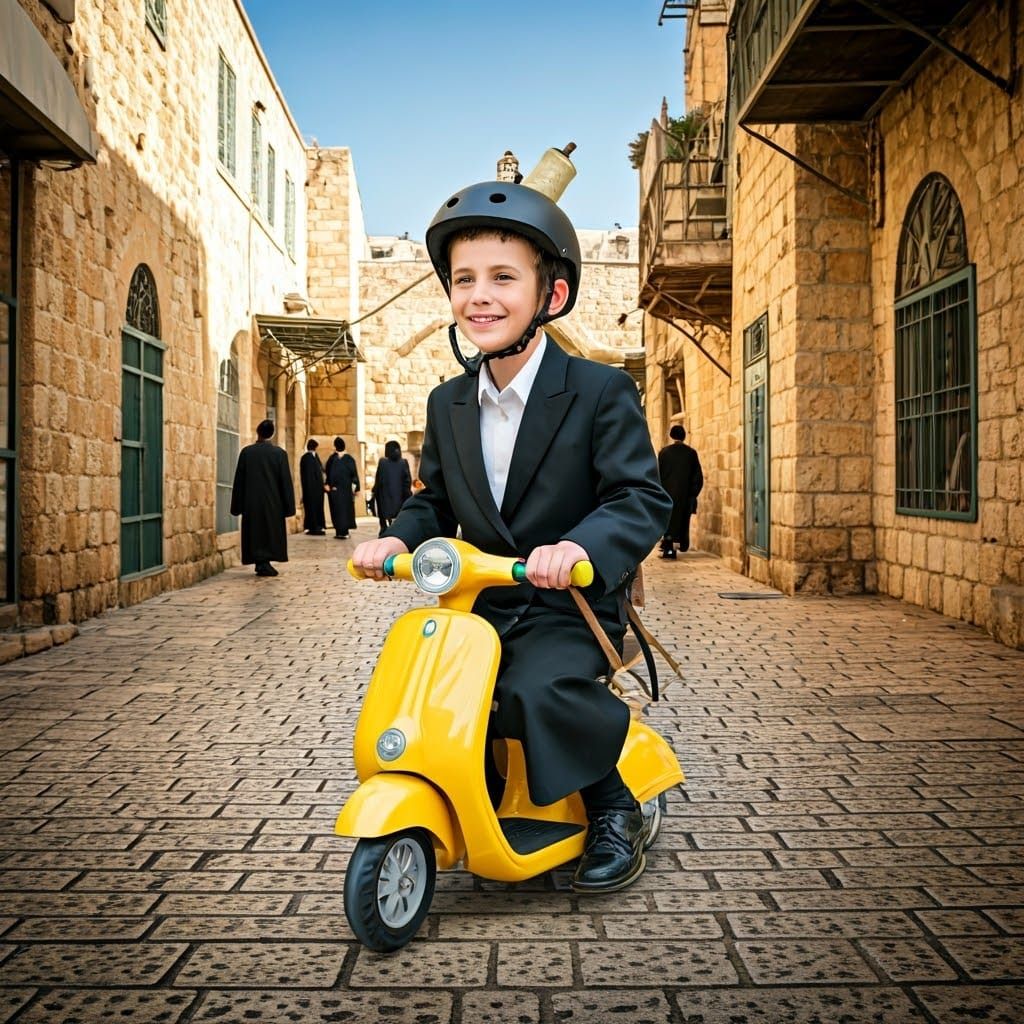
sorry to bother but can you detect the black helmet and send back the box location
[426,181,582,318]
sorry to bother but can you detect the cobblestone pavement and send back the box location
[1,527,1023,1023]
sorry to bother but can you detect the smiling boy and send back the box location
[352,171,670,892]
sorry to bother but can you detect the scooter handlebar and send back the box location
[346,554,413,580]
[511,560,594,588]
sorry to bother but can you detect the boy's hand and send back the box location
[525,540,590,590]
[352,537,409,580]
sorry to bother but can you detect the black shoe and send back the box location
[659,550,676,560]
[335,533,349,539]
[307,530,325,536]
[255,562,278,577]
[571,805,646,893]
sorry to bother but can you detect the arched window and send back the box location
[216,343,240,533]
[894,174,976,520]
[121,264,165,575]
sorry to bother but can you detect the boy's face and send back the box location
[448,234,547,355]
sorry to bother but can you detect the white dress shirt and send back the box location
[477,335,547,510]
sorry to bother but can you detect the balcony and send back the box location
[733,0,979,125]
[638,114,732,332]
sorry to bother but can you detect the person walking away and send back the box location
[325,436,360,539]
[352,161,671,893]
[371,440,413,537]
[230,418,296,577]
[299,439,327,535]
[657,425,703,558]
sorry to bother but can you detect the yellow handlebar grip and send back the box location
[570,561,594,588]
[347,559,367,580]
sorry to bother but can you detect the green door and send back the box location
[743,314,770,558]
[121,327,164,575]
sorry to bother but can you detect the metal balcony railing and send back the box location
[732,0,808,124]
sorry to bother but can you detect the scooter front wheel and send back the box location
[344,829,436,952]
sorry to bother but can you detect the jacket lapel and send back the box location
[500,342,575,521]
[449,376,518,548]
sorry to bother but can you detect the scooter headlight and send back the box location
[377,728,406,761]
[411,539,460,595]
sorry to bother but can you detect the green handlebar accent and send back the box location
[511,562,527,583]
[383,555,397,577]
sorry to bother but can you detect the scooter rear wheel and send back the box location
[641,792,667,850]
[344,829,436,953]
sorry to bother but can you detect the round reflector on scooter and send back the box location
[377,728,406,761]
[411,539,460,595]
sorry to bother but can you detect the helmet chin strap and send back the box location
[447,286,555,378]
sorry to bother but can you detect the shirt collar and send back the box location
[478,334,548,406]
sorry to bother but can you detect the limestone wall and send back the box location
[14,0,308,623]
[870,4,1024,640]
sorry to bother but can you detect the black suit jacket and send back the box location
[384,341,671,633]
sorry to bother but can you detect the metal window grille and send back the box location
[285,172,295,259]
[145,0,167,46]
[250,114,262,206]
[895,266,977,520]
[743,313,770,557]
[217,52,236,175]
[216,356,240,534]
[266,145,276,225]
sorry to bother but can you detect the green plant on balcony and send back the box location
[628,109,710,169]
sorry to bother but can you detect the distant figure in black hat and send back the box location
[658,425,703,559]
[230,419,296,576]
[371,440,413,537]
[325,436,360,539]
[299,439,327,535]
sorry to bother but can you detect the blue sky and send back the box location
[242,2,685,237]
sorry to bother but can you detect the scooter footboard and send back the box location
[617,719,685,805]
[335,773,464,869]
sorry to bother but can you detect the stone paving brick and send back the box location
[8,916,152,940]
[734,939,877,983]
[860,938,959,982]
[15,990,196,1023]
[0,892,158,916]
[550,989,673,1023]
[913,984,1024,1023]
[671,986,926,1022]
[0,990,35,1023]
[940,937,1024,979]
[602,913,722,939]
[152,915,353,941]
[578,941,738,986]
[190,990,453,1023]
[0,942,187,985]
[914,909,1001,935]
[435,913,598,940]
[727,910,921,938]
[496,941,573,986]
[462,990,539,1024]
[173,941,346,988]
[349,941,490,987]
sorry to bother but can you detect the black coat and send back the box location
[325,452,359,531]
[299,451,326,532]
[373,457,412,520]
[230,440,296,564]
[658,442,704,541]
[383,342,671,804]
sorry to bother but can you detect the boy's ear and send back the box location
[546,278,570,317]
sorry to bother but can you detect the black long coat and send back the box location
[658,442,704,541]
[384,341,671,804]
[372,456,412,520]
[299,451,326,533]
[325,452,359,531]
[230,440,296,564]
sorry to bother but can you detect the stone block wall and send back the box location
[870,4,1024,641]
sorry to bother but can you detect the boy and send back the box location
[352,175,670,892]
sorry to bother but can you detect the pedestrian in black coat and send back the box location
[657,425,704,558]
[325,436,360,539]
[299,439,327,535]
[230,419,296,576]
[371,440,412,537]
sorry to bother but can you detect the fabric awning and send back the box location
[255,314,362,377]
[0,0,96,162]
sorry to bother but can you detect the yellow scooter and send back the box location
[337,537,684,952]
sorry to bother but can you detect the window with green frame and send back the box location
[266,144,276,225]
[217,51,236,175]
[250,112,262,207]
[284,171,295,259]
[216,348,240,534]
[894,174,977,520]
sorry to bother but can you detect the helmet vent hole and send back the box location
[489,192,508,204]
[446,197,459,208]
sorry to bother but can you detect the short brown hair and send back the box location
[447,227,567,300]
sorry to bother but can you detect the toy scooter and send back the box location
[337,537,684,952]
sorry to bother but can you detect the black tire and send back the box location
[344,829,436,953]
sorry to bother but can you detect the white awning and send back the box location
[0,0,96,162]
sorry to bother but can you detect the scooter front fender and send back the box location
[334,773,463,870]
